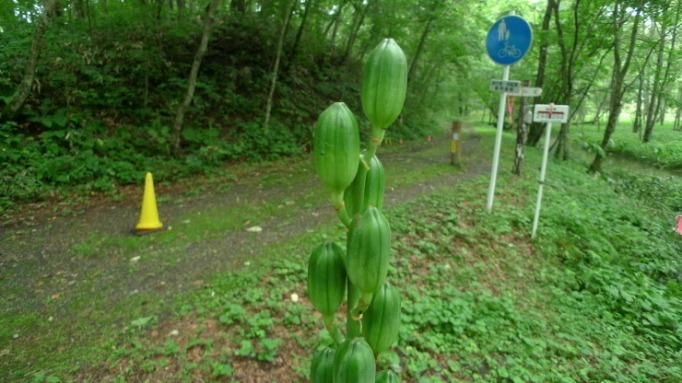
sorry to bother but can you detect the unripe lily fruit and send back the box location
[307,241,347,319]
[310,347,335,383]
[333,338,376,383]
[346,207,391,295]
[362,282,401,355]
[376,370,400,382]
[343,154,386,218]
[314,102,361,194]
[362,39,408,130]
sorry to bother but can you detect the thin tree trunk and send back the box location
[171,0,219,154]
[325,0,348,43]
[263,0,295,131]
[633,73,644,132]
[512,81,530,175]
[288,0,314,64]
[645,0,680,141]
[674,85,682,129]
[177,0,185,17]
[527,0,554,146]
[74,0,85,18]
[643,23,666,141]
[341,0,369,64]
[589,1,642,173]
[551,0,572,160]
[1,0,58,121]
[408,16,433,83]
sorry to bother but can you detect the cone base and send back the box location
[133,226,167,236]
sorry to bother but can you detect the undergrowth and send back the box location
[6,127,681,382]
[70,138,682,382]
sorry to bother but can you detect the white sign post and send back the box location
[531,104,569,239]
[485,12,533,212]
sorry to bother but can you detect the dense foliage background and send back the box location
[0,0,491,210]
[2,0,682,209]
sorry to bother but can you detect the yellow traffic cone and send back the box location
[135,172,164,233]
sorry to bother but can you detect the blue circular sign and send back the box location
[486,15,533,65]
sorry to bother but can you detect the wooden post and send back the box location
[512,80,531,175]
[451,120,463,165]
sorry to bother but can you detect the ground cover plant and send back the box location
[3,127,681,382]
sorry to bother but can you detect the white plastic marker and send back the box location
[484,11,533,211]
[531,103,569,239]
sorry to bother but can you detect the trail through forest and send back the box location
[0,127,486,373]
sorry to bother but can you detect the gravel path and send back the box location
[0,128,486,341]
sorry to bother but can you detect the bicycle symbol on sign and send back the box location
[498,41,521,59]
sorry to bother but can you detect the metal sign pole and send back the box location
[531,121,553,239]
[486,64,511,212]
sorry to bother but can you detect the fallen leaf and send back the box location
[131,316,154,328]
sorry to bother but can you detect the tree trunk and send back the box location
[176,0,185,16]
[408,16,434,83]
[1,0,58,121]
[512,81,530,175]
[325,0,347,43]
[527,0,554,146]
[589,1,642,173]
[341,0,369,64]
[643,23,666,142]
[632,73,644,132]
[231,0,246,13]
[74,0,85,18]
[644,0,680,141]
[263,0,295,131]
[171,0,219,154]
[674,85,682,129]
[550,0,572,160]
[288,0,314,65]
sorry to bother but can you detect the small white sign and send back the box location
[490,80,521,93]
[533,104,569,123]
[508,87,542,97]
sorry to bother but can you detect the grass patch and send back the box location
[575,121,682,171]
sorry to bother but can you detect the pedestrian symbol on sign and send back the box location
[486,15,532,66]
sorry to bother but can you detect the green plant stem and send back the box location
[346,278,361,338]
[324,316,344,345]
[331,192,351,227]
[361,127,386,164]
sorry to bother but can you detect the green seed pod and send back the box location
[343,159,365,219]
[346,207,391,295]
[314,102,361,194]
[362,282,401,355]
[343,153,385,218]
[376,370,400,383]
[307,242,347,318]
[311,348,335,383]
[362,39,408,130]
[333,338,376,383]
[363,155,385,211]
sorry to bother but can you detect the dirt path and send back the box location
[1,128,487,372]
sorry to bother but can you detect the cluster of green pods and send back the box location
[307,38,407,382]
